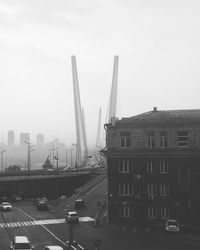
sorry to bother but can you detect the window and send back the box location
[120,206,131,217]
[177,131,189,147]
[120,132,131,148]
[160,161,168,173]
[119,160,130,173]
[119,183,133,196]
[160,207,169,219]
[147,132,155,148]
[147,161,156,174]
[160,184,169,197]
[148,206,157,219]
[179,167,190,185]
[179,188,190,208]
[147,184,157,198]
[160,131,168,148]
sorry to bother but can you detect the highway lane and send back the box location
[1,178,200,250]
[0,179,107,250]
[0,206,69,249]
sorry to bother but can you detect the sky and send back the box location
[0,0,200,147]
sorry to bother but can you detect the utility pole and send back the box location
[1,148,6,173]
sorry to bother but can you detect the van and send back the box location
[10,236,33,250]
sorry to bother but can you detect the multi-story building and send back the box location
[102,108,200,229]
[20,133,30,146]
[36,133,44,145]
[8,130,15,147]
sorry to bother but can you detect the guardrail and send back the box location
[0,167,106,182]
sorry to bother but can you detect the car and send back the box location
[15,196,22,201]
[41,197,48,202]
[43,246,64,250]
[33,198,42,206]
[59,195,68,200]
[65,211,79,223]
[0,202,12,211]
[10,236,34,250]
[74,199,85,209]
[37,201,48,211]
[165,219,180,232]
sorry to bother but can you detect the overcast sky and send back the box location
[0,0,199,146]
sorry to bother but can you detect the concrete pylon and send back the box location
[108,55,119,123]
[71,56,88,167]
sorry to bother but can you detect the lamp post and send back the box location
[54,149,59,198]
[24,141,34,173]
[51,147,57,169]
[72,143,77,168]
[1,148,6,173]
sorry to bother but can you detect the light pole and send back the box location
[72,143,77,168]
[24,141,34,173]
[1,148,6,173]
[68,146,74,168]
[52,147,57,169]
[54,149,59,198]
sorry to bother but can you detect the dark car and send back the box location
[37,201,48,211]
[74,199,85,209]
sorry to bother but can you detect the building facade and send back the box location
[102,108,200,229]
[8,130,15,147]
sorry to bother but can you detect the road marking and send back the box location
[0,216,95,229]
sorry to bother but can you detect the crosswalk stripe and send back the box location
[0,216,95,229]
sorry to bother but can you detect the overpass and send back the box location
[0,166,105,182]
[0,166,106,198]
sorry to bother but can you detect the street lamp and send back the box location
[24,141,34,173]
[72,143,77,168]
[1,148,6,173]
[51,147,57,169]
[54,149,59,198]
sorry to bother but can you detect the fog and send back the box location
[0,0,199,147]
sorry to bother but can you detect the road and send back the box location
[0,178,200,249]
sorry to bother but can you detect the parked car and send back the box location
[74,199,85,209]
[37,201,48,211]
[10,236,33,250]
[165,219,180,232]
[65,211,79,223]
[0,202,12,211]
[33,198,42,206]
[43,246,63,250]
[59,195,68,200]
[41,197,48,202]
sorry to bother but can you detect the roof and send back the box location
[14,236,30,243]
[45,246,63,250]
[43,157,53,168]
[117,108,200,124]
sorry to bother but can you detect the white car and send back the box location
[43,246,63,250]
[65,211,79,223]
[10,236,33,250]
[165,219,180,232]
[0,202,12,211]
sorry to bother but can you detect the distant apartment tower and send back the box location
[36,133,44,145]
[8,130,15,146]
[20,133,30,146]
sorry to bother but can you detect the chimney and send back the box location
[153,107,158,112]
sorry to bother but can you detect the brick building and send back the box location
[102,108,200,229]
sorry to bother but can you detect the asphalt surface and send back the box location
[1,179,200,250]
